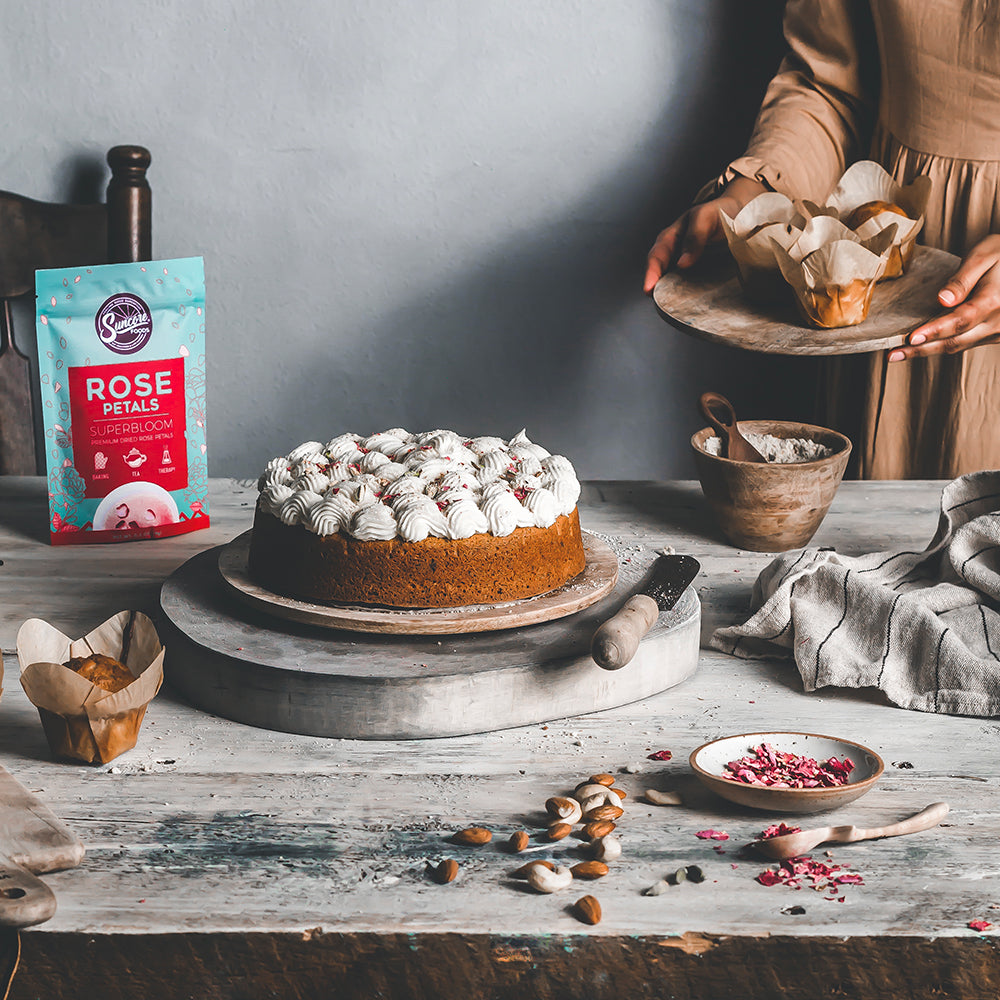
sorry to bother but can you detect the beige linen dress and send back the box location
[715,0,1000,478]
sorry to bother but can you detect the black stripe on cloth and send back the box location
[814,570,851,686]
[876,592,904,688]
[934,628,950,713]
[856,551,922,574]
[946,490,1000,513]
[981,604,999,662]
[959,544,1000,579]
[776,550,811,587]
[758,578,801,644]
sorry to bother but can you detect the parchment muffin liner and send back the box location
[719,192,805,302]
[812,161,931,279]
[772,222,898,329]
[16,611,164,764]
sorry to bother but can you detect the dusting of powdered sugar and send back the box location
[701,433,833,464]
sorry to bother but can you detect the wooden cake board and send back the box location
[158,544,701,740]
[217,530,618,635]
[652,244,960,355]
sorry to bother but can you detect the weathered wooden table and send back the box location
[0,478,997,1000]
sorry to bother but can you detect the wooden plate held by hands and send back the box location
[653,245,960,356]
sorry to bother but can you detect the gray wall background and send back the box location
[5,0,820,480]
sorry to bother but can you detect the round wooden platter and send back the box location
[652,244,960,355]
[217,529,618,635]
[158,545,701,739]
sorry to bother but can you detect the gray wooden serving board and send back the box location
[158,545,701,739]
[653,244,960,355]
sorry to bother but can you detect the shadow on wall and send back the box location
[283,0,821,478]
[47,0,820,481]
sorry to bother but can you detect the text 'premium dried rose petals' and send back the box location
[723,743,855,788]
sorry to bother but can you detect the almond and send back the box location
[571,861,609,880]
[452,826,492,845]
[508,831,530,853]
[545,796,581,821]
[512,859,554,880]
[584,804,624,822]
[581,820,616,840]
[610,787,627,800]
[429,859,459,884]
[573,894,602,925]
[589,774,615,786]
[547,822,572,841]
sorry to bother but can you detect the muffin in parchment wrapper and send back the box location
[773,220,898,329]
[817,161,931,279]
[719,192,805,302]
[17,611,164,764]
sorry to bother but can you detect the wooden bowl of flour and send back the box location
[691,420,851,552]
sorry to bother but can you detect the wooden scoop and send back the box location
[699,392,766,463]
[754,802,950,860]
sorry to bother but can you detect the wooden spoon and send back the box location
[754,802,950,860]
[698,392,766,463]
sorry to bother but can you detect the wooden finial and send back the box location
[106,145,152,263]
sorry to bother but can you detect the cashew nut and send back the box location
[591,834,622,862]
[580,788,622,812]
[545,796,583,824]
[573,783,610,803]
[644,789,683,806]
[527,864,574,893]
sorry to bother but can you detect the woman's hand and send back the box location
[643,177,766,294]
[889,236,1000,361]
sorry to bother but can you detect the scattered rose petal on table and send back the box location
[647,750,673,761]
[696,829,730,841]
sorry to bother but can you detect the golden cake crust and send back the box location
[248,504,587,608]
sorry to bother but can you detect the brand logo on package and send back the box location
[95,292,153,355]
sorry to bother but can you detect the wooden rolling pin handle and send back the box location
[591,594,660,670]
[0,855,56,928]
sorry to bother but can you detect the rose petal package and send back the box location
[35,257,208,544]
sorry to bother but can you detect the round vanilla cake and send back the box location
[247,428,586,607]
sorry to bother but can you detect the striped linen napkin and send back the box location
[711,471,1000,716]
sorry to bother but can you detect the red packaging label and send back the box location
[68,358,188,498]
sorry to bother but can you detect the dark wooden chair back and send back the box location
[0,145,152,474]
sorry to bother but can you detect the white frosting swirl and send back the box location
[351,504,397,541]
[256,428,580,540]
[277,489,323,526]
[305,494,357,536]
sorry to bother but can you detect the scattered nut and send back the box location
[591,834,622,862]
[573,895,602,925]
[642,879,671,897]
[590,773,615,786]
[547,822,572,841]
[573,783,611,803]
[570,861,609,880]
[643,789,683,807]
[584,804,624,822]
[508,831,530,853]
[610,787,627,800]
[451,827,492,845]
[527,864,574,894]
[512,860,554,880]
[545,796,583,824]
[428,859,459,884]
[581,820,616,840]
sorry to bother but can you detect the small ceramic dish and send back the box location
[689,731,884,814]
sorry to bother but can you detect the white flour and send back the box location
[702,433,833,463]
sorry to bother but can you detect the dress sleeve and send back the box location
[706,0,877,203]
